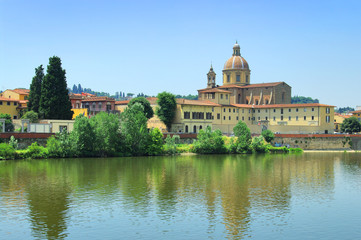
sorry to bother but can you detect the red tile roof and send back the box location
[199,88,232,93]
[10,89,30,95]
[0,97,19,102]
[115,100,130,105]
[177,98,221,106]
[351,110,361,114]
[218,82,286,89]
[82,97,115,102]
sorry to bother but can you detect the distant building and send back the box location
[350,110,361,121]
[0,89,29,119]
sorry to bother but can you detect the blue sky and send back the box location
[1,0,360,107]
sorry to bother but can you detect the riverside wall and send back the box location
[0,133,54,149]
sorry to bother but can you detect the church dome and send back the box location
[223,56,249,70]
[223,42,249,70]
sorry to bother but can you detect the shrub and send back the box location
[147,128,164,155]
[261,130,275,143]
[26,142,48,159]
[164,135,178,155]
[251,136,268,153]
[9,136,18,150]
[226,137,238,153]
[0,143,16,159]
[193,126,226,154]
[233,121,252,153]
[21,110,39,123]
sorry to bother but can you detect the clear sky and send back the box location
[1,0,360,107]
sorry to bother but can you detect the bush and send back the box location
[164,135,178,155]
[261,130,275,143]
[193,126,226,154]
[72,115,96,157]
[233,121,252,153]
[25,142,48,159]
[21,110,39,123]
[251,136,268,153]
[9,136,18,150]
[0,143,16,159]
[147,128,164,155]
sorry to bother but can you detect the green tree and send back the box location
[21,110,39,123]
[90,112,122,156]
[0,113,14,132]
[71,115,95,156]
[156,92,177,131]
[128,97,154,119]
[121,103,149,156]
[28,65,44,113]
[193,126,226,154]
[39,56,73,119]
[261,129,275,143]
[341,117,361,133]
[233,120,252,153]
[251,136,267,153]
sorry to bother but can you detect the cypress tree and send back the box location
[28,65,44,113]
[39,56,73,119]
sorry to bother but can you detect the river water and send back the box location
[1,152,361,239]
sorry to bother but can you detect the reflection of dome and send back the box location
[224,56,249,70]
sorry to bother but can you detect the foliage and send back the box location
[9,136,18,150]
[176,144,193,153]
[121,103,149,156]
[128,97,154,119]
[0,113,14,132]
[0,143,16,159]
[164,135,178,155]
[147,128,164,155]
[226,137,238,153]
[39,56,73,120]
[156,92,177,131]
[90,112,122,156]
[261,130,275,143]
[341,117,361,133]
[175,94,198,100]
[233,121,252,153]
[47,132,76,158]
[251,136,268,153]
[72,115,96,156]
[336,107,355,114]
[25,142,48,159]
[291,95,319,104]
[21,110,39,123]
[193,126,226,154]
[28,65,44,113]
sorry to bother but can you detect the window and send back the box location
[326,108,330,114]
[237,109,239,113]
[248,117,251,121]
[217,113,220,119]
[229,116,231,120]
[266,99,269,104]
[265,116,268,120]
[206,113,212,119]
[14,102,17,106]
[227,75,230,82]
[304,108,307,112]
[326,116,330,123]
[304,116,306,120]
[296,108,299,112]
[223,116,225,120]
[7,102,10,105]
[229,108,231,113]
[288,108,291,112]
[13,116,18,119]
[273,116,276,121]
[252,109,255,113]
[258,109,260,113]
[237,116,239,120]
[0,101,2,105]
[185,125,188,133]
[249,109,251,113]
[233,109,235,113]
[258,117,260,120]
[312,116,314,120]
[242,116,244,121]
[273,109,276,113]
[281,108,284,114]
[312,108,314,112]
[223,108,226,112]
[256,100,259,105]
[236,75,240,82]
[246,100,249,104]
[184,112,190,119]
[226,94,228,99]
[242,109,244,113]
[212,107,214,112]
[289,116,291,121]
[296,116,299,121]
[193,126,197,133]
[281,116,284,120]
[265,109,268,113]
[221,94,223,99]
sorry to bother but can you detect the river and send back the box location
[1,152,361,239]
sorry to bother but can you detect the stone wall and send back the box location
[0,133,54,149]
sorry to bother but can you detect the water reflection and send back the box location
[0,153,357,239]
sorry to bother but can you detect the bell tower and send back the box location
[207,64,216,88]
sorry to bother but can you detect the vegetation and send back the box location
[341,117,361,133]
[39,56,73,120]
[291,96,319,104]
[335,107,355,114]
[28,65,44,113]
[262,130,275,143]
[233,120,252,153]
[0,143,16,159]
[175,94,198,100]
[21,111,39,123]
[128,97,154,119]
[156,92,177,131]
[193,127,226,154]
[0,113,14,132]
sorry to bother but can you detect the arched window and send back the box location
[193,125,197,133]
[246,100,249,104]
[256,100,259,105]
[199,125,202,130]
[185,125,188,133]
[266,99,269,104]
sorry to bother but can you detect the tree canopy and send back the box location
[156,92,177,132]
[341,117,361,133]
[128,97,154,119]
[233,120,252,153]
[291,96,319,104]
[0,113,14,132]
[336,107,355,114]
[28,65,44,113]
[39,56,73,119]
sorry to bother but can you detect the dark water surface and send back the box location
[1,152,361,239]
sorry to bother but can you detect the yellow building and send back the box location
[115,43,335,135]
[350,110,361,121]
[334,113,352,132]
[1,89,30,101]
[0,97,21,119]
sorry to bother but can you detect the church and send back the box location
[116,43,335,135]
